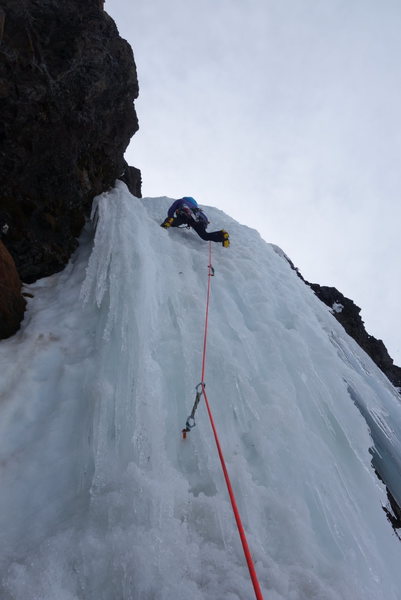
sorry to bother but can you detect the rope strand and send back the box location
[199,242,264,600]
[201,241,213,383]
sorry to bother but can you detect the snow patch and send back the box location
[332,302,344,314]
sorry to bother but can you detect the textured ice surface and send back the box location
[1,182,401,599]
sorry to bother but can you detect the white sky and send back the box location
[106,0,401,364]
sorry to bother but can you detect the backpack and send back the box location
[178,203,209,225]
[191,207,209,225]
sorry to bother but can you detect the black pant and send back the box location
[171,215,224,243]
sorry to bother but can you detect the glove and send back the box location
[161,217,174,228]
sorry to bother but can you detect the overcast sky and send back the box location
[106,0,401,365]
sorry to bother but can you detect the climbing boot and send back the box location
[221,230,230,247]
[161,217,174,228]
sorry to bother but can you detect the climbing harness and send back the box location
[181,242,264,600]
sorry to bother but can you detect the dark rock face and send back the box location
[308,284,401,389]
[282,253,401,390]
[120,160,142,198]
[0,0,141,284]
[0,240,26,338]
[384,486,401,538]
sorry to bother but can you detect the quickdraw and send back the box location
[182,383,204,439]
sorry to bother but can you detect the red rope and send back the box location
[200,241,213,383]
[199,242,264,600]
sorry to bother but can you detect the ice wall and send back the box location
[1,182,401,600]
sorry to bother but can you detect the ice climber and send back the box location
[161,197,230,247]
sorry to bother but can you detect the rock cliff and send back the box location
[0,0,140,288]
[0,240,26,339]
[308,283,401,389]
[282,254,401,391]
